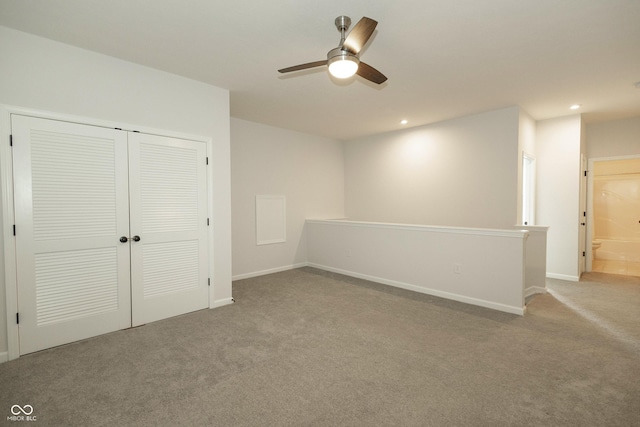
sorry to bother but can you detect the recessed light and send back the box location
[569,104,581,110]
[400,119,408,125]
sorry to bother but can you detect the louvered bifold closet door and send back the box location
[127,133,209,326]
[13,116,132,355]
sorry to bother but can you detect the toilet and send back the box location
[592,240,602,258]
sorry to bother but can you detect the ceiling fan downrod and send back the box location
[335,16,351,47]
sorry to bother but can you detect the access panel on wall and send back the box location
[12,115,209,355]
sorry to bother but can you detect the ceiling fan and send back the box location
[278,16,387,84]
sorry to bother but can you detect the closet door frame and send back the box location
[0,105,216,361]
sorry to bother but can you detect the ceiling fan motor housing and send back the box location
[327,47,359,64]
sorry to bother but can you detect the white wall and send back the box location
[517,226,549,297]
[344,106,521,228]
[307,220,528,315]
[586,116,640,159]
[536,115,582,280]
[0,26,232,356]
[230,118,344,279]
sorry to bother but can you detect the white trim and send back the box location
[546,273,579,282]
[525,286,547,298]
[1,105,19,361]
[211,298,234,309]
[306,219,528,239]
[514,225,550,232]
[521,151,536,226]
[0,351,8,364]
[307,262,525,316]
[232,263,308,281]
[2,105,208,143]
[1,104,216,361]
[206,130,216,310]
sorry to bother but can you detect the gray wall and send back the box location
[230,118,345,279]
[344,106,521,229]
[536,115,582,280]
[586,116,640,159]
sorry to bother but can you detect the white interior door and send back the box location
[13,116,210,354]
[127,132,209,326]
[13,115,132,355]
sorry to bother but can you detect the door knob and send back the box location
[119,236,128,243]
[132,235,141,242]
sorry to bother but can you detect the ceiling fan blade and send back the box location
[356,62,387,84]
[278,60,327,73]
[342,17,378,54]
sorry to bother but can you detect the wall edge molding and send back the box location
[211,298,234,309]
[232,263,308,281]
[307,263,525,316]
[525,286,547,298]
[546,273,580,282]
[306,219,528,239]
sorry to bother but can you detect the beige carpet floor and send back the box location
[1,267,639,426]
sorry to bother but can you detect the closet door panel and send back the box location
[13,115,131,355]
[128,133,209,326]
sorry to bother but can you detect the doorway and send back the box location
[587,156,640,277]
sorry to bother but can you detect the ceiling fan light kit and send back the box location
[327,48,359,79]
[278,15,387,85]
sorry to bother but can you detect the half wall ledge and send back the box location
[306,219,547,315]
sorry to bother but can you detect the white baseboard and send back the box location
[525,286,547,298]
[232,263,308,281]
[546,273,579,282]
[307,263,525,316]
[0,351,8,364]
[211,297,234,309]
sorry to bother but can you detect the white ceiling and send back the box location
[1,0,639,140]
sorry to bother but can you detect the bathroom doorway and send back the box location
[587,155,640,276]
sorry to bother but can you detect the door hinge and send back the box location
[9,134,13,146]
[207,218,210,226]
[206,157,209,165]
[584,170,587,177]
[582,251,586,257]
[13,224,16,236]
[16,313,19,324]
[583,211,586,217]
[208,278,211,287]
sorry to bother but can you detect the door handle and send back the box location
[132,235,141,242]
[120,236,128,243]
